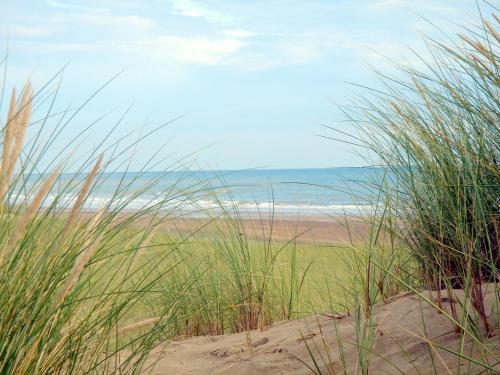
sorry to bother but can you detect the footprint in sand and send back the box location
[211,348,234,358]
[251,337,269,348]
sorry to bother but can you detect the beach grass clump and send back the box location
[308,10,500,374]
[342,12,499,337]
[302,211,417,374]
[140,213,315,337]
[0,81,208,373]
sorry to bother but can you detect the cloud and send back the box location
[19,35,245,67]
[78,13,156,32]
[4,25,52,38]
[170,37,245,65]
[221,38,328,70]
[5,0,462,77]
[220,29,257,38]
[367,0,459,14]
[46,0,109,13]
[166,0,234,25]
[3,4,244,68]
[366,0,407,10]
[125,36,246,65]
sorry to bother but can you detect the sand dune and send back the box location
[143,286,499,374]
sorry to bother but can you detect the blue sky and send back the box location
[0,0,481,170]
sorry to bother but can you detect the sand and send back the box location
[141,286,499,374]
[78,211,370,245]
[155,215,370,245]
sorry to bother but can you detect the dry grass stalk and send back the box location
[56,209,105,305]
[60,153,103,239]
[19,209,106,372]
[1,89,17,201]
[1,88,17,174]
[0,84,32,203]
[8,167,61,247]
[7,83,32,177]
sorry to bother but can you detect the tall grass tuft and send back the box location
[0,80,207,373]
[338,11,499,338]
[146,206,313,337]
[309,9,500,374]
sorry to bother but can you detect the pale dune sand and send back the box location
[140,286,499,374]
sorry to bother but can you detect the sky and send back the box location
[0,0,484,170]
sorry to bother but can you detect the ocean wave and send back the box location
[9,193,374,216]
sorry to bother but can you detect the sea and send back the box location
[21,167,388,217]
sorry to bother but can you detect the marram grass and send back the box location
[0,83,188,373]
[0,80,348,373]
[1,8,498,375]
[341,9,499,336]
[316,8,499,375]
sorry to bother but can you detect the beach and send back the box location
[1,3,498,374]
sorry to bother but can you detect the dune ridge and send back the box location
[142,286,499,374]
